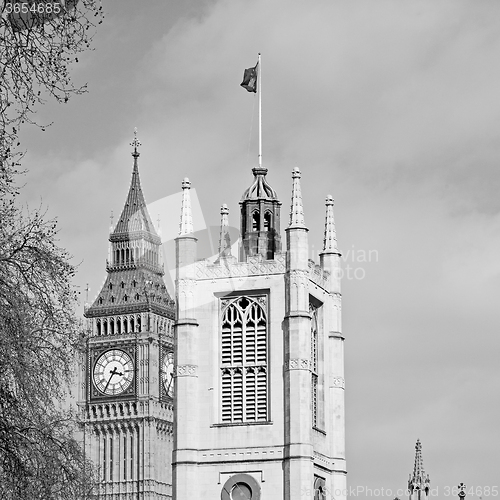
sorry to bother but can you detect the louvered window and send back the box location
[221,296,268,423]
[310,303,319,428]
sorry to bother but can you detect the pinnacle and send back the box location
[179,178,194,236]
[322,194,339,254]
[288,167,306,229]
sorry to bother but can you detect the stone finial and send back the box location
[289,167,306,228]
[322,195,339,253]
[217,203,231,260]
[458,484,467,500]
[179,177,193,235]
[130,127,141,157]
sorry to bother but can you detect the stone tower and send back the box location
[172,166,346,500]
[408,439,431,500]
[79,131,176,499]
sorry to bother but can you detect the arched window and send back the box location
[314,477,327,500]
[221,296,268,423]
[117,318,121,334]
[264,212,271,231]
[123,318,128,334]
[96,320,101,336]
[125,248,129,264]
[252,211,260,231]
[103,320,108,336]
[137,316,141,332]
[109,318,114,335]
[120,249,125,265]
[130,317,135,332]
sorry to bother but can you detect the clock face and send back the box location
[93,349,134,396]
[162,352,174,398]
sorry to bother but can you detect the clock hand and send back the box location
[167,376,173,395]
[103,366,121,392]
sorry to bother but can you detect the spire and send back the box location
[322,195,339,254]
[179,178,193,235]
[288,167,306,229]
[217,203,232,260]
[112,129,158,238]
[408,439,430,498]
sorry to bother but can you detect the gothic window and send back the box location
[116,318,121,334]
[314,476,326,500]
[130,317,135,332]
[109,436,113,481]
[264,211,271,231]
[98,297,103,305]
[130,434,134,480]
[109,318,114,335]
[96,320,101,336]
[137,316,141,332]
[102,435,107,481]
[103,320,108,336]
[109,282,113,290]
[123,318,128,334]
[252,211,260,231]
[221,296,268,423]
[121,281,125,289]
[123,435,127,480]
[124,294,128,302]
[310,303,319,428]
[132,280,137,288]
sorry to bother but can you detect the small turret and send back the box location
[239,166,281,261]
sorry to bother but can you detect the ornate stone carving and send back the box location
[195,253,286,280]
[176,364,198,377]
[287,358,310,370]
[331,376,345,389]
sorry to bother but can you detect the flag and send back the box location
[240,63,258,93]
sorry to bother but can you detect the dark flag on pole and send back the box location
[240,63,258,93]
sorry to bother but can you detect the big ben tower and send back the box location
[80,131,175,499]
[173,166,346,500]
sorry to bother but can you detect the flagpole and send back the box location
[258,52,262,168]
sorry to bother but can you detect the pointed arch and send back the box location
[252,211,260,231]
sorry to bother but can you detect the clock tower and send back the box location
[79,132,175,499]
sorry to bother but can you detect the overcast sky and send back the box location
[17,0,500,496]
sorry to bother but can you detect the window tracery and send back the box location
[221,295,268,423]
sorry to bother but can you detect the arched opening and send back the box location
[137,316,141,332]
[130,317,135,332]
[96,320,101,336]
[123,318,128,334]
[125,248,129,264]
[109,318,114,335]
[264,212,271,231]
[103,320,108,336]
[117,318,121,334]
[252,211,260,231]
[120,249,125,265]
